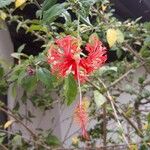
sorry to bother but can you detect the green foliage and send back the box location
[0,79,8,95]
[0,65,4,79]
[45,134,60,147]
[42,0,57,12]
[27,25,48,33]
[37,67,54,89]
[94,90,106,108]
[11,52,28,60]
[0,133,5,144]
[140,37,150,58]
[116,29,124,43]
[0,0,12,8]
[64,74,78,106]
[80,0,98,5]
[42,3,67,24]
[22,75,37,93]
[12,135,22,147]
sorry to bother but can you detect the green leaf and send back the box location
[116,29,124,43]
[0,133,5,144]
[0,66,4,79]
[0,80,8,94]
[46,134,60,146]
[42,0,57,12]
[42,3,67,23]
[22,76,37,93]
[64,74,78,106]
[80,15,92,26]
[36,10,42,18]
[27,25,48,33]
[17,44,26,53]
[94,90,106,108]
[12,82,17,98]
[17,69,27,85]
[80,0,98,7]
[140,46,150,58]
[37,67,53,89]
[116,49,123,59]
[138,77,145,84]
[11,53,28,59]
[99,66,117,75]
[139,144,148,150]
[147,113,150,124]
[12,135,22,146]
[0,0,12,8]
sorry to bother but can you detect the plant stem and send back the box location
[102,103,107,148]
[86,78,144,145]
[0,129,51,150]
[77,13,82,105]
[0,107,37,139]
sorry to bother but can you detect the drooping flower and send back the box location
[80,34,107,74]
[47,34,107,82]
[47,34,107,139]
[47,35,81,79]
[74,99,90,140]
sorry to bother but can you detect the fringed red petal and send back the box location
[74,103,89,140]
[47,35,107,82]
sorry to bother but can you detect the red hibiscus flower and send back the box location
[47,35,81,79]
[80,34,107,74]
[74,101,89,140]
[47,34,107,139]
[47,34,107,82]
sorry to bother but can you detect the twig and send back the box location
[8,14,47,43]
[108,69,134,88]
[114,103,144,138]
[62,129,81,143]
[87,78,129,146]
[62,117,74,144]
[99,78,129,147]
[134,101,142,130]
[86,79,144,139]
[0,107,37,139]
[125,44,144,63]
[0,144,8,150]
[108,62,146,89]
[34,0,41,9]
[0,129,51,150]
[139,99,150,105]
[102,104,107,148]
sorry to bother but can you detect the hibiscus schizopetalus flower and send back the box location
[47,34,107,82]
[47,34,107,139]
[74,99,90,140]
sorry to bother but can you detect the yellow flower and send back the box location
[129,144,138,150]
[143,123,148,130]
[82,97,90,110]
[72,136,79,145]
[101,4,107,12]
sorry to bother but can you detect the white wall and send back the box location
[0,24,64,143]
[0,24,13,69]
